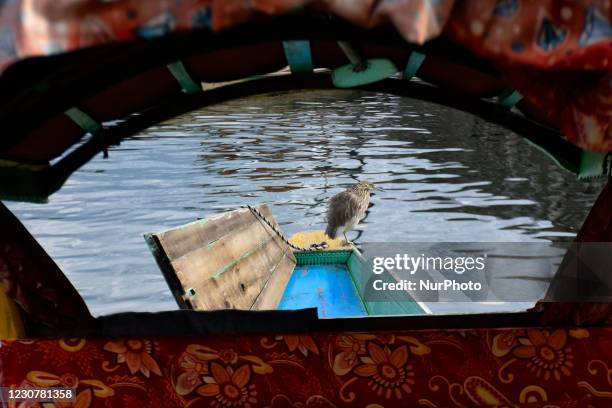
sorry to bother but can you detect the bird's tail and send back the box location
[325,225,337,239]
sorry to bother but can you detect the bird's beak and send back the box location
[374,186,384,192]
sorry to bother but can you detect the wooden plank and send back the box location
[251,248,295,310]
[170,213,285,284]
[145,204,296,310]
[191,235,289,310]
[156,205,277,261]
[144,232,190,309]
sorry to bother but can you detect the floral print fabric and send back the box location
[2,327,612,407]
[0,0,610,151]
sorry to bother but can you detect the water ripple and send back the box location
[6,89,603,315]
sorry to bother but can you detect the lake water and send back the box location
[6,90,603,316]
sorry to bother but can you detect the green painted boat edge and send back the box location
[293,249,353,265]
[294,248,427,316]
[346,250,427,316]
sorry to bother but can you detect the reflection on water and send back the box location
[7,90,603,316]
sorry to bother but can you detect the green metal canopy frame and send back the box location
[0,17,608,203]
[0,73,602,203]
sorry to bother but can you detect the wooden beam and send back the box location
[145,204,296,310]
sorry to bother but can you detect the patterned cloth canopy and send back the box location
[0,0,610,152]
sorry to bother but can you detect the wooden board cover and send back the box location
[145,204,296,310]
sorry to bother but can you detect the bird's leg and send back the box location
[343,232,353,246]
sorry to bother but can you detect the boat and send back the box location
[0,1,610,407]
[144,204,426,317]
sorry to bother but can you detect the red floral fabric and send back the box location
[444,1,612,151]
[2,327,612,407]
[0,203,93,330]
[0,1,610,151]
[533,180,612,326]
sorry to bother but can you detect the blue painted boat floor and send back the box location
[278,264,367,318]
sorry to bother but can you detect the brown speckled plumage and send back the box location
[325,181,379,241]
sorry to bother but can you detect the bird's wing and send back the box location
[326,191,362,230]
